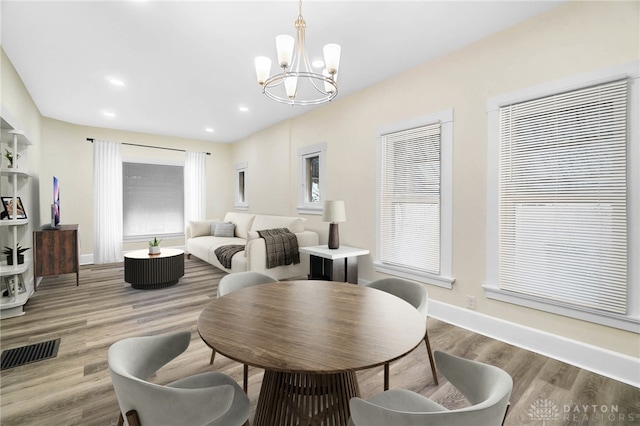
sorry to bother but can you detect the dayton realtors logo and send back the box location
[528,399,560,425]
[528,398,639,424]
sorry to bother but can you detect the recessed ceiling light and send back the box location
[238,106,249,112]
[106,77,125,87]
[205,127,214,133]
[312,59,325,68]
[103,111,116,118]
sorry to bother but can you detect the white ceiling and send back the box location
[1,1,563,143]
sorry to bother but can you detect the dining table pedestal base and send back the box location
[254,370,360,426]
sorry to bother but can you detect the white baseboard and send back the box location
[429,299,640,388]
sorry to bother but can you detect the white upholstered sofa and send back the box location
[185,212,319,280]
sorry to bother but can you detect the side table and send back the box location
[299,245,369,284]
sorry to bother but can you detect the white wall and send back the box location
[231,1,640,360]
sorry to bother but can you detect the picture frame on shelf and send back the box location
[1,196,27,220]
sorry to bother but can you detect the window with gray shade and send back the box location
[123,162,184,239]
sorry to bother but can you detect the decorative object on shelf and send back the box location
[3,148,20,168]
[1,197,27,220]
[148,237,162,255]
[3,245,30,265]
[254,0,341,106]
[322,200,346,249]
[3,274,25,297]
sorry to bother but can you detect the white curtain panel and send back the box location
[184,151,207,227]
[93,140,123,264]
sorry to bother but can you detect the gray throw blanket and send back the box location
[257,228,300,269]
[214,244,245,269]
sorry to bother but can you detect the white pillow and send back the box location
[189,220,215,238]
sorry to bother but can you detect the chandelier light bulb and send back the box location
[255,56,272,85]
[285,76,298,99]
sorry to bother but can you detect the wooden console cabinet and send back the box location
[33,224,79,287]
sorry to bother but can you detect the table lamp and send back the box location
[323,200,346,249]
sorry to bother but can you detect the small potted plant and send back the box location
[4,148,20,168]
[148,237,162,255]
[3,245,30,265]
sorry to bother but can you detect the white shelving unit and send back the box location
[1,128,34,319]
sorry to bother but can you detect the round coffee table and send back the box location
[124,248,184,289]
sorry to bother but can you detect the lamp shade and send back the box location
[285,76,298,99]
[255,56,272,85]
[323,200,346,223]
[276,34,295,68]
[323,43,341,74]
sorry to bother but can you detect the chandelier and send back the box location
[254,0,341,106]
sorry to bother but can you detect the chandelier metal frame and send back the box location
[256,0,340,106]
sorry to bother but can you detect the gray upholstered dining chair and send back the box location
[216,270,278,298]
[211,271,278,392]
[108,331,250,426]
[348,350,513,426]
[365,277,438,389]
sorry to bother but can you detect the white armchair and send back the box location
[108,331,249,426]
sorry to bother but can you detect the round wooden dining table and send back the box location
[197,280,426,426]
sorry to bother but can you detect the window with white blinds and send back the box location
[379,123,442,275]
[123,162,184,240]
[498,79,628,314]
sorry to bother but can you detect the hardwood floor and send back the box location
[1,256,638,425]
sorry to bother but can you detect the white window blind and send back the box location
[123,162,184,239]
[380,123,441,275]
[498,79,628,314]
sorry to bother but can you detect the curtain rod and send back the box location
[86,138,211,155]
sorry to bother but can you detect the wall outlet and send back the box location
[467,295,477,310]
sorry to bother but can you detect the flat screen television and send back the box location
[51,176,60,229]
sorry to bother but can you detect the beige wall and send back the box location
[231,121,293,215]
[1,47,42,222]
[1,47,42,294]
[39,118,233,253]
[1,49,41,143]
[231,1,640,357]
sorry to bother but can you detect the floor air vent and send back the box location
[1,338,61,370]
